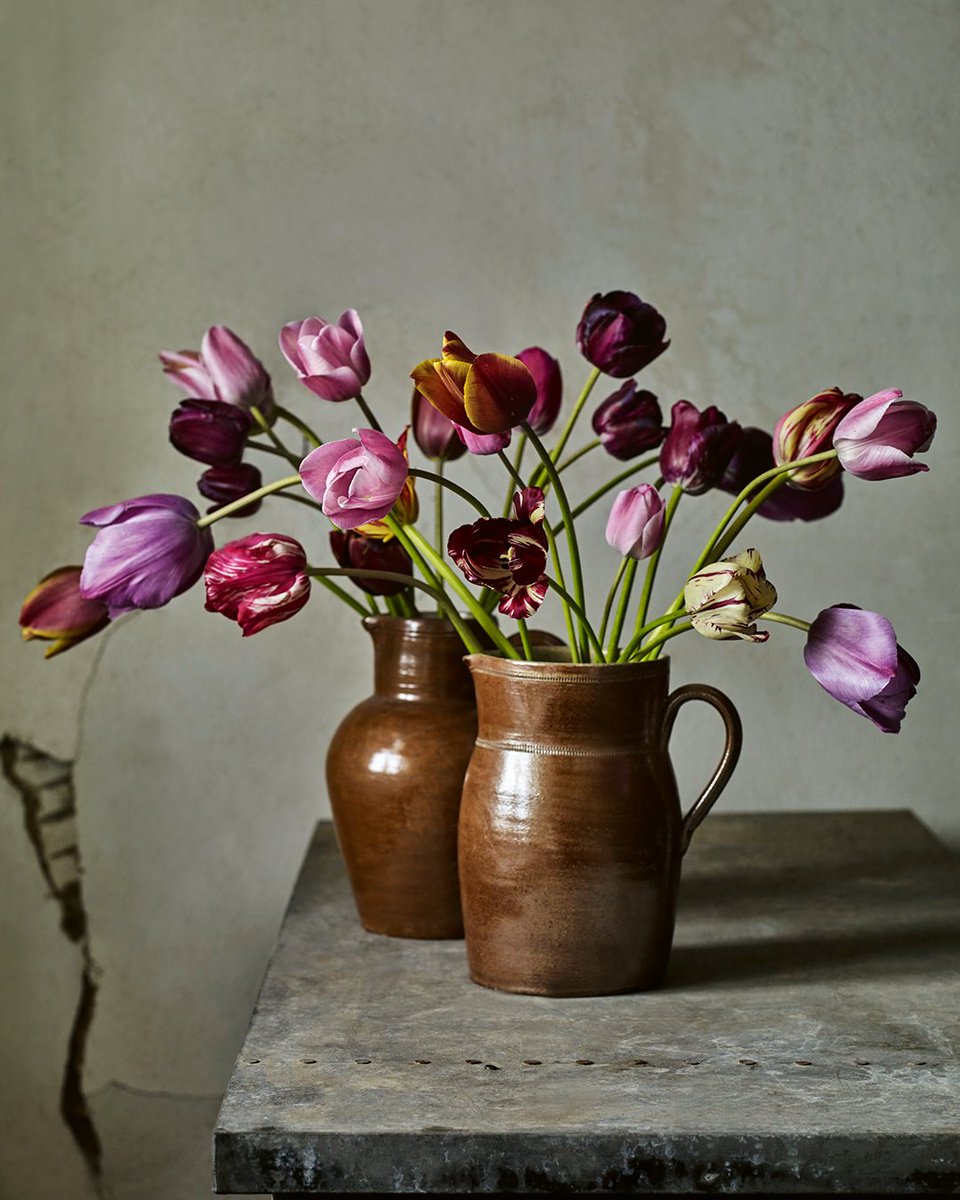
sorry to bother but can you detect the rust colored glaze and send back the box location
[458,655,742,995]
[326,615,478,939]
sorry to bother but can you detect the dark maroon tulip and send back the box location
[411,388,466,462]
[591,381,665,460]
[575,291,669,378]
[197,462,263,516]
[447,488,548,619]
[515,347,563,435]
[329,530,414,596]
[719,427,844,521]
[169,398,252,466]
[660,400,742,495]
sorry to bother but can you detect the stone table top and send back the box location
[213,811,960,1195]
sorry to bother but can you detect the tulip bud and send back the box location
[591,382,665,460]
[515,347,563,435]
[660,400,742,494]
[204,532,311,636]
[411,388,466,462]
[20,566,110,658]
[684,548,777,642]
[159,325,274,419]
[576,291,669,378]
[329,530,414,595]
[773,388,861,489]
[834,389,937,481]
[169,398,252,466]
[279,310,371,402]
[604,485,665,560]
[197,462,264,515]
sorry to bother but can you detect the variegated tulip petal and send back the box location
[464,353,537,434]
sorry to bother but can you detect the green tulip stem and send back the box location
[497,449,527,494]
[616,609,695,663]
[271,491,326,512]
[635,621,694,661]
[633,484,683,638]
[760,611,811,634]
[543,577,605,662]
[196,473,303,527]
[249,406,303,470]
[502,434,528,516]
[601,557,637,661]
[309,573,372,619]
[273,405,322,448]
[516,619,534,661]
[365,594,381,615]
[555,438,601,474]
[531,365,601,488]
[408,468,491,518]
[354,393,383,433]
[433,459,445,580]
[245,440,291,459]
[561,453,662,531]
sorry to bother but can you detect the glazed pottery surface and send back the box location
[326,615,478,939]
[458,654,742,995]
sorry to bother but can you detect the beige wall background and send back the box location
[2,1,958,1196]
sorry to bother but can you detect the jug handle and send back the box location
[661,684,742,855]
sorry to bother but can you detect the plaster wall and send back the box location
[2,1,958,1195]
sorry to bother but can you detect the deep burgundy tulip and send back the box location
[410,332,537,435]
[447,487,549,619]
[660,400,742,494]
[279,310,371,402]
[576,291,669,378]
[329,530,413,596]
[719,427,844,522]
[803,604,919,732]
[411,388,466,462]
[772,387,861,489]
[79,494,214,616]
[591,381,665,460]
[197,462,264,515]
[160,325,274,418]
[834,389,937,480]
[169,398,252,466]
[20,565,110,658]
[515,347,563,435]
[204,533,310,637]
[299,429,409,531]
[605,484,666,560]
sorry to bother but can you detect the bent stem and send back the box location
[555,438,601,474]
[501,433,528,517]
[561,453,661,531]
[274,405,322,448]
[635,620,693,661]
[544,576,604,662]
[598,557,632,654]
[633,484,682,636]
[250,406,302,470]
[197,473,302,527]
[409,468,491,517]
[760,611,811,634]
[617,610,693,662]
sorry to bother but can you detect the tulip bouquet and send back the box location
[20,291,936,733]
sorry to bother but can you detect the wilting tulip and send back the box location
[279,310,371,402]
[197,462,263,515]
[834,389,937,481]
[20,566,110,658]
[448,487,549,619]
[803,604,919,732]
[410,332,537,435]
[169,398,252,466]
[299,428,409,530]
[516,347,563,435]
[605,485,666,560]
[576,291,669,378]
[329,530,414,596]
[660,400,742,494]
[411,388,466,462]
[720,427,844,522]
[159,325,274,418]
[772,388,861,489]
[684,548,777,642]
[591,382,665,460]
[204,533,310,637]
[79,494,214,616]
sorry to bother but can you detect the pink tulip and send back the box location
[834,389,937,480]
[20,566,110,658]
[605,485,666,559]
[454,424,512,455]
[204,533,311,637]
[279,310,371,402]
[159,326,274,418]
[299,429,409,530]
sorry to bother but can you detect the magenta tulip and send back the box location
[159,326,274,418]
[299,428,409,530]
[20,566,110,658]
[197,462,263,515]
[803,604,919,732]
[834,389,937,481]
[79,494,214,616]
[660,400,742,494]
[329,530,413,596]
[169,398,252,466]
[515,347,563,435]
[411,389,466,462]
[591,382,665,460]
[605,485,666,559]
[720,427,844,522]
[576,291,669,378]
[279,311,371,402]
[454,424,512,455]
[204,533,310,637]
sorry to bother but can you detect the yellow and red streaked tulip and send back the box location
[604,484,665,560]
[410,332,537,435]
[329,530,413,596]
[197,462,264,515]
[299,428,409,531]
[20,566,110,658]
[279,310,371,402]
[204,533,310,636]
[772,388,861,489]
[169,398,252,466]
[159,326,274,418]
[660,400,742,494]
[683,548,777,642]
[576,291,669,378]
[834,389,937,480]
[591,381,665,460]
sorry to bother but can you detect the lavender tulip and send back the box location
[329,530,413,596]
[159,326,274,418]
[591,382,665,460]
[720,427,844,522]
[411,388,466,462]
[683,548,776,642]
[803,604,919,732]
[204,533,310,636]
[299,428,409,530]
[605,485,666,560]
[169,398,252,466]
[20,566,110,658]
[279,311,371,402]
[79,494,214,616]
[834,389,937,481]
[516,347,563,435]
[660,400,742,494]
[197,462,263,515]
[772,388,861,489]
[576,291,669,378]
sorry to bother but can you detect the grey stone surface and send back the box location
[214,811,960,1194]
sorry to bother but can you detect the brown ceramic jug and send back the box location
[458,654,742,995]
[325,615,478,939]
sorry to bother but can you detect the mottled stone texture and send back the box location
[215,812,960,1194]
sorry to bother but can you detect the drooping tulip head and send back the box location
[410,332,537,435]
[329,530,414,596]
[772,387,861,489]
[299,428,409,530]
[279,310,371,402]
[834,389,937,481]
[660,400,742,494]
[720,427,844,522]
[20,566,110,658]
[515,347,563,435]
[197,462,264,516]
[576,291,669,378]
[168,398,252,467]
[204,532,311,637]
[591,382,665,460]
[605,485,666,560]
[159,325,274,419]
[411,387,466,463]
[684,548,777,642]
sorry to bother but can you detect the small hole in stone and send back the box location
[354,1058,372,1065]
[413,1059,431,1065]
[913,1060,928,1066]
[684,1060,703,1067]
[483,1063,500,1071]
[522,1059,541,1066]
[576,1059,594,1066]
[245,1059,260,1065]
[738,1059,757,1067]
[794,1060,813,1067]
[632,1059,650,1067]
[465,1059,482,1065]
[854,1059,870,1066]
[300,1058,317,1065]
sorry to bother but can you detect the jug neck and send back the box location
[365,615,475,702]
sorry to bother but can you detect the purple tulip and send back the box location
[159,326,274,418]
[591,381,665,460]
[411,388,466,462]
[660,400,742,494]
[204,533,310,637]
[834,389,937,481]
[515,347,563,435]
[576,291,669,378]
[719,427,844,522]
[772,387,861,489]
[79,494,214,616]
[329,530,413,596]
[20,566,110,658]
[454,424,512,455]
[803,604,920,733]
[448,488,549,619]
[605,485,666,560]
[279,310,371,402]
[197,462,264,515]
[169,398,252,466]
[299,428,409,530]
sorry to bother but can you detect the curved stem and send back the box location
[531,365,601,487]
[497,449,526,494]
[598,557,630,652]
[196,473,302,527]
[604,557,637,662]
[274,404,322,448]
[563,453,661,527]
[516,619,533,661]
[760,611,811,634]
[310,572,372,618]
[355,393,382,433]
[272,491,325,512]
[433,459,445,580]
[543,576,604,661]
[617,609,694,663]
[250,405,303,470]
[245,440,290,459]
[633,484,682,637]
[409,468,490,517]
[635,621,693,661]
[502,433,528,516]
[555,438,600,474]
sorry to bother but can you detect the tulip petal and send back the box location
[464,353,537,433]
[803,605,898,704]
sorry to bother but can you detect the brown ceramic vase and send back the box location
[325,615,478,939]
[458,654,742,995]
